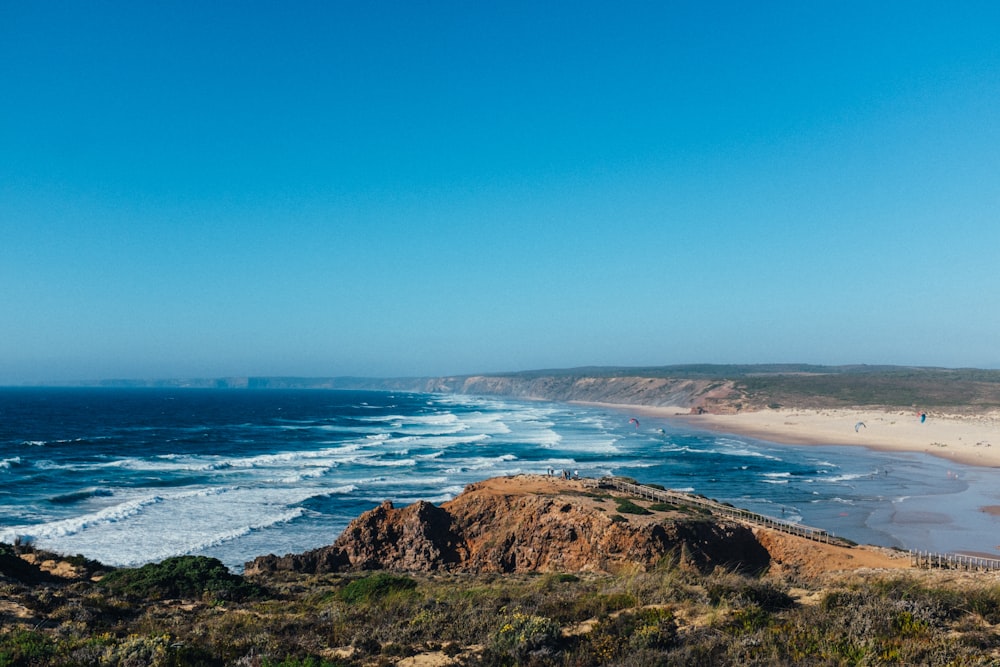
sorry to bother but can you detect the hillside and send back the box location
[4,475,1000,666]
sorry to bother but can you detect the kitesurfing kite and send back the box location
[855,421,866,432]
[629,417,640,430]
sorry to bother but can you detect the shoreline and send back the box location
[574,402,1000,469]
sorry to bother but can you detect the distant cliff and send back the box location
[380,374,745,414]
[87,364,1000,414]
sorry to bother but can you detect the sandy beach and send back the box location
[574,401,1000,468]
[633,406,1000,468]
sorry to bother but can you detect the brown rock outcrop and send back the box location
[245,476,770,576]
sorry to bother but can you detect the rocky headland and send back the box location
[246,475,907,580]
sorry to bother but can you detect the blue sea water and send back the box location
[2,387,999,571]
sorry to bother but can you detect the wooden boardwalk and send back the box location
[590,476,1000,573]
[589,476,853,547]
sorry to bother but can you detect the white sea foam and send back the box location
[10,484,341,567]
[718,446,782,461]
[443,453,519,474]
[324,484,359,496]
[0,493,167,542]
[90,506,309,568]
[379,433,491,449]
[818,472,868,483]
[461,416,512,435]
[273,466,335,483]
[366,458,418,468]
[362,412,464,431]
[0,457,21,469]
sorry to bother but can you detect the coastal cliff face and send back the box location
[385,375,746,414]
[245,477,770,576]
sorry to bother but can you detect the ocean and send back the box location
[2,387,998,572]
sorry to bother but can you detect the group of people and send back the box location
[548,467,579,480]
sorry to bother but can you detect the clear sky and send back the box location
[3,2,999,383]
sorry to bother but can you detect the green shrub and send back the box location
[648,502,675,512]
[94,633,220,667]
[491,611,561,661]
[965,587,1000,623]
[577,607,677,664]
[339,573,417,604]
[614,498,651,515]
[707,577,794,611]
[0,629,56,666]
[569,591,638,618]
[726,605,772,634]
[262,657,346,667]
[99,555,263,601]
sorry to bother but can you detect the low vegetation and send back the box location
[3,543,1000,666]
[98,555,265,602]
[612,497,651,516]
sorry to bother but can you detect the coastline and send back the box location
[574,402,1000,468]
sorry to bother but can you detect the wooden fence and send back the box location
[910,550,1000,572]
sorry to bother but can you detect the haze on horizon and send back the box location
[3,2,999,385]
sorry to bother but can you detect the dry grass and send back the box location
[3,542,1000,666]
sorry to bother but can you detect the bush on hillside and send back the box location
[98,555,263,601]
[614,498,652,515]
[339,573,417,604]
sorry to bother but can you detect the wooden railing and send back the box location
[588,476,853,547]
[910,550,1000,572]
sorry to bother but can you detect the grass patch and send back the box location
[614,497,652,515]
[339,573,417,604]
[648,502,675,512]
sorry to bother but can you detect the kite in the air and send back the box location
[629,417,640,430]
[855,421,866,432]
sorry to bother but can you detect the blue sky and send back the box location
[2,2,999,383]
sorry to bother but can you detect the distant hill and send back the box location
[86,364,1000,414]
